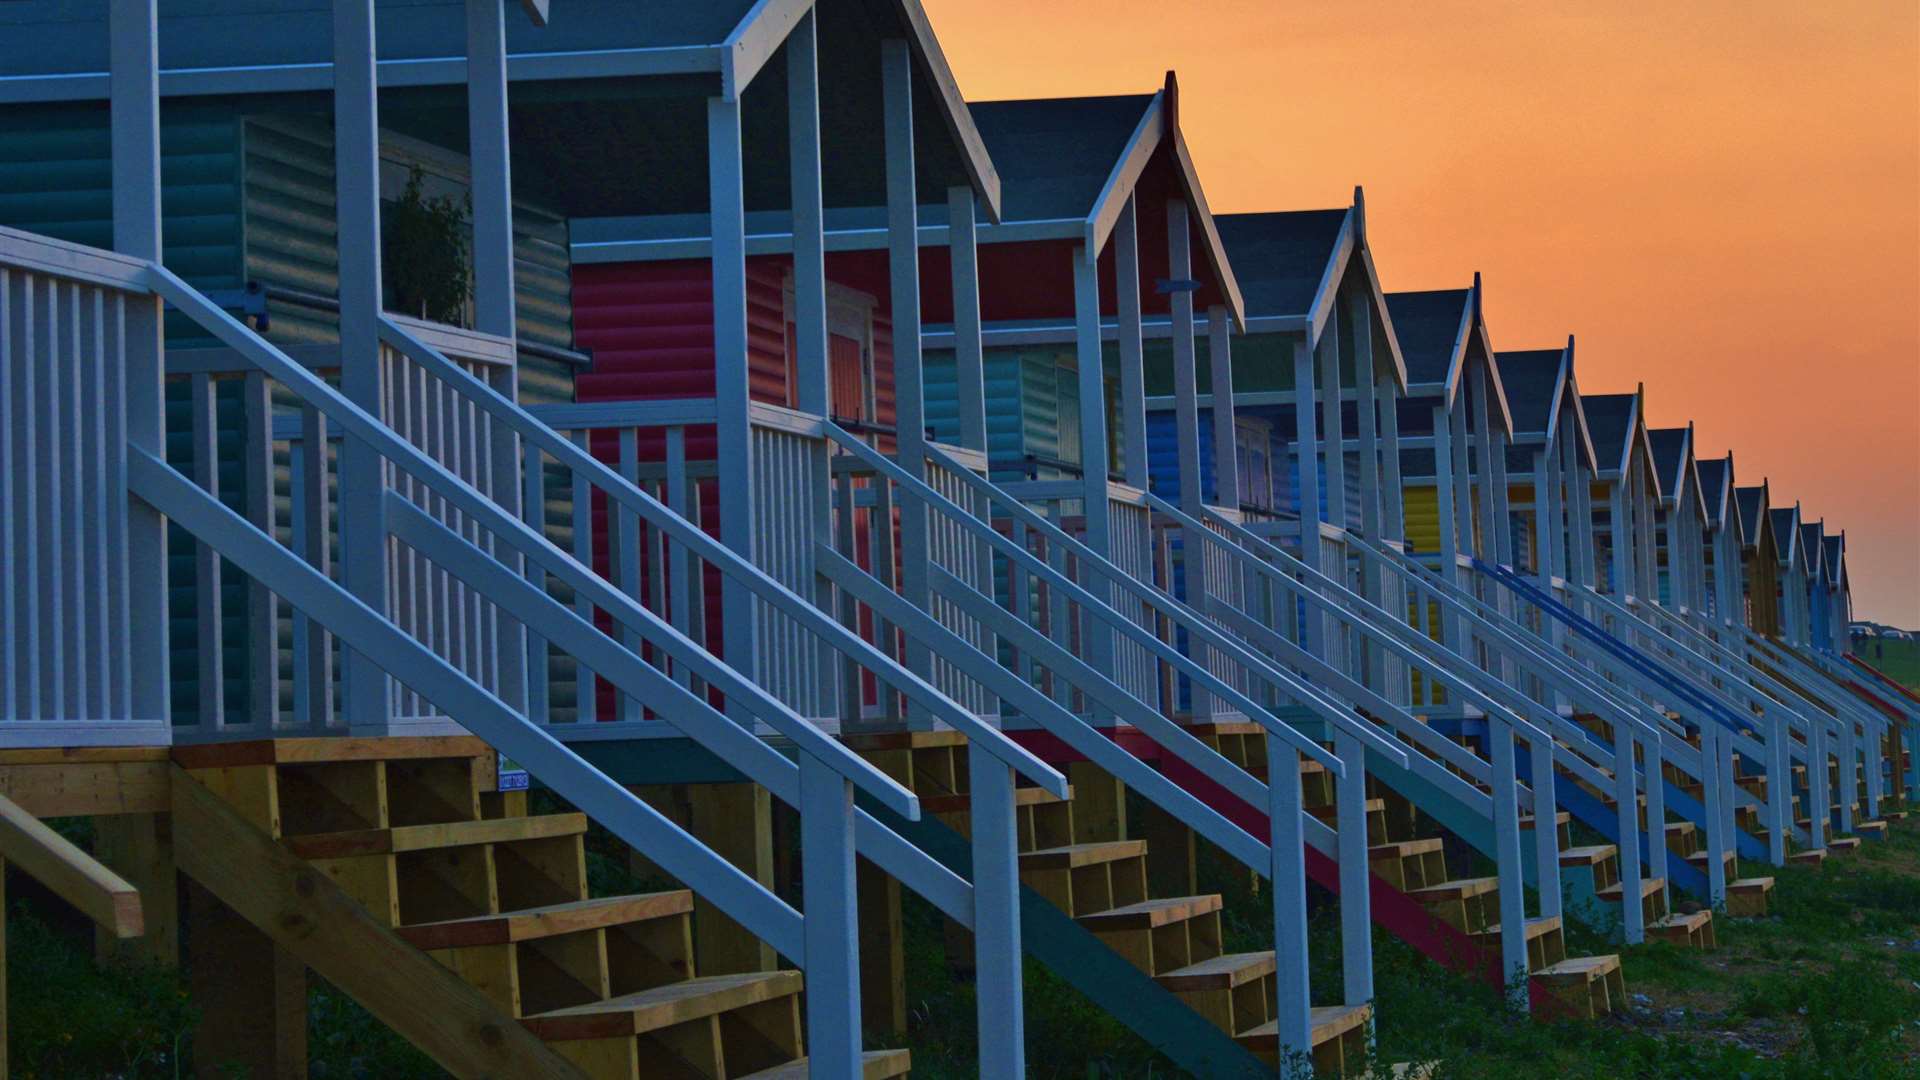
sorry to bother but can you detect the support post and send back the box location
[709,95,758,712]
[335,0,392,733]
[1614,719,1645,943]
[799,752,863,1076]
[109,0,169,732]
[969,743,1026,1079]
[947,187,986,455]
[1530,732,1562,920]
[1490,720,1529,1006]
[1115,197,1148,490]
[1334,729,1373,1015]
[1168,200,1209,713]
[1267,733,1313,1067]
[1073,247,1116,695]
[467,0,526,720]
[1207,305,1238,508]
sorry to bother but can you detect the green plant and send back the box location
[383,164,471,325]
[6,906,197,1079]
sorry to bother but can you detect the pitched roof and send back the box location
[1648,427,1694,504]
[1496,349,1565,437]
[1384,290,1469,388]
[1213,210,1349,319]
[1771,507,1801,567]
[1697,455,1732,528]
[1735,484,1768,543]
[1581,393,1637,476]
[968,95,1156,223]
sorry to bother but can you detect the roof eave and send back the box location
[891,0,1003,221]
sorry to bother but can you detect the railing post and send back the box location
[334,0,394,732]
[1333,729,1373,1027]
[799,751,862,1075]
[709,92,758,715]
[467,0,527,722]
[1114,197,1148,491]
[968,743,1025,1079]
[1613,719,1645,943]
[1530,730,1562,921]
[1072,247,1116,704]
[109,0,169,735]
[1489,719,1529,1007]
[1700,723,1727,908]
[1267,732,1313,1068]
[1207,305,1238,509]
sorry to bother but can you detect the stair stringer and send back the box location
[168,765,586,1079]
[870,798,1269,1078]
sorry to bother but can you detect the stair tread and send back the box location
[1728,876,1775,891]
[522,971,802,1041]
[1519,811,1571,827]
[396,891,692,950]
[1155,950,1276,991]
[1471,915,1562,941]
[737,1050,913,1080]
[1534,954,1621,981]
[923,786,1067,814]
[1370,838,1445,858]
[174,735,491,770]
[1078,894,1223,930]
[1237,1002,1373,1046]
[1409,876,1500,901]
[1558,844,1618,866]
[1019,840,1147,870]
[1652,910,1713,932]
[283,813,588,859]
[1597,876,1666,901]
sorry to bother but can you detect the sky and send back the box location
[922,0,1920,627]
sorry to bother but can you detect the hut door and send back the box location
[784,281,876,425]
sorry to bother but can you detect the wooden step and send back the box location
[1369,838,1444,860]
[522,970,802,1042]
[1471,915,1567,972]
[1237,1003,1372,1073]
[738,1049,913,1080]
[283,813,588,860]
[1558,844,1617,868]
[174,735,492,769]
[1533,954,1626,1019]
[1786,848,1827,867]
[1648,910,1716,950]
[1076,894,1223,931]
[1155,950,1277,993]
[1727,877,1774,918]
[1827,836,1862,854]
[1409,876,1499,903]
[1597,876,1666,904]
[1853,819,1888,840]
[921,785,1066,815]
[396,892,691,951]
[1018,840,1147,871]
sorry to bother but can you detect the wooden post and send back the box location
[686,782,776,975]
[1,855,8,1080]
[187,879,309,1079]
[94,812,179,965]
[1139,799,1196,897]
[1068,760,1126,843]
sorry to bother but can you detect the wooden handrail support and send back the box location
[0,792,143,938]
[167,766,585,1079]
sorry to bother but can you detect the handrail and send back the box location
[385,497,979,927]
[838,428,1402,773]
[1479,560,1756,737]
[371,315,1065,799]
[129,446,811,961]
[1159,492,1557,748]
[892,434,1415,770]
[146,267,936,817]
[0,792,143,938]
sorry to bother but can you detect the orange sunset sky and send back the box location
[922,0,1920,627]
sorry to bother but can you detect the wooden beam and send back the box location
[169,767,585,1079]
[94,812,179,965]
[0,792,142,937]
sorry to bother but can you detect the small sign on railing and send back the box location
[498,755,530,792]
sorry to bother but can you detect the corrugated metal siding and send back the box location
[242,117,337,344]
[1402,485,1442,554]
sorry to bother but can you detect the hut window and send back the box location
[784,283,877,425]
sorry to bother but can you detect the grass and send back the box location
[1856,638,1920,695]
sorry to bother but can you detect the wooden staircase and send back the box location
[175,736,910,1080]
[1352,783,1630,1018]
[855,728,1373,1076]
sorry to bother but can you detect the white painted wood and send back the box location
[1114,197,1148,489]
[1206,306,1238,508]
[709,93,759,716]
[947,186,987,454]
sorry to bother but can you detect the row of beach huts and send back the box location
[0,2,1912,1078]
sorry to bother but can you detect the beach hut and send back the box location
[1648,425,1709,613]
[1580,389,1663,603]
[1773,502,1811,646]
[1736,483,1782,636]
[1696,453,1744,630]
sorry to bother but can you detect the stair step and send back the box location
[738,1050,913,1080]
[1237,1002,1372,1050]
[1471,915,1562,943]
[283,813,587,860]
[1828,836,1862,853]
[922,785,1066,814]
[174,735,491,769]
[1409,876,1499,903]
[1786,848,1827,867]
[1369,838,1445,859]
[396,892,692,951]
[1018,840,1147,871]
[1726,876,1774,917]
[1155,950,1276,992]
[1597,876,1665,903]
[1519,811,1570,829]
[1649,910,1716,949]
[1534,953,1621,983]
[1077,894,1223,931]
[1853,820,1889,838]
[522,971,802,1041]
[1558,844,1617,868]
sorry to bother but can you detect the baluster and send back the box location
[58,283,81,718]
[243,370,277,726]
[522,445,550,724]
[0,269,14,718]
[299,403,334,728]
[570,429,596,724]
[666,426,696,693]
[189,372,223,731]
[617,427,642,720]
[82,287,112,720]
